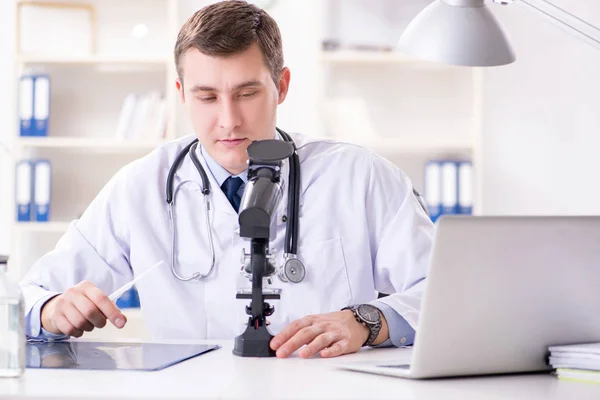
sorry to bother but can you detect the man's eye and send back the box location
[198,96,216,102]
[240,91,257,98]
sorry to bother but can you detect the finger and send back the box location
[299,332,339,359]
[72,293,107,328]
[276,325,324,358]
[320,338,351,358]
[271,316,314,350]
[85,285,126,329]
[63,303,95,332]
[53,314,84,338]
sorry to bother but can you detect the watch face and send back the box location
[358,305,380,324]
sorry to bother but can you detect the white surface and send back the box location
[481,1,600,215]
[14,137,163,151]
[0,0,15,256]
[13,222,71,234]
[519,0,600,53]
[319,49,454,67]
[1,340,600,400]
[19,4,93,56]
[17,54,169,67]
[319,134,473,153]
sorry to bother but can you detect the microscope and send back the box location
[233,139,295,357]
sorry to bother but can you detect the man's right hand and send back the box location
[41,281,127,337]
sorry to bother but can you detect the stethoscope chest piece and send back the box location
[280,254,306,283]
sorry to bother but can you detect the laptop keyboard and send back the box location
[376,364,411,369]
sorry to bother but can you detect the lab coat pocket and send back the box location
[281,237,352,319]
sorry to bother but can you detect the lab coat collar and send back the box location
[173,131,289,217]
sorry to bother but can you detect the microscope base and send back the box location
[233,323,276,357]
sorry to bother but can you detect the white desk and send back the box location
[2,340,600,400]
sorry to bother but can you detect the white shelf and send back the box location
[14,221,71,233]
[322,136,473,154]
[15,137,164,152]
[319,50,453,69]
[17,54,169,68]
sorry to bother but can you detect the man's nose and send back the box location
[219,99,242,131]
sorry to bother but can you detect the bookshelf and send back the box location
[8,1,183,344]
[317,47,483,203]
[6,0,483,341]
[317,0,483,216]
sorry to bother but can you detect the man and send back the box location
[20,0,433,359]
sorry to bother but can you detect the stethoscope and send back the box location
[165,127,305,283]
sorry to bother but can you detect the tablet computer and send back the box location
[26,341,220,371]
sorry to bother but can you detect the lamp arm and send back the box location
[500,0,600,52]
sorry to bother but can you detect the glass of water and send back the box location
[0,255,25,378]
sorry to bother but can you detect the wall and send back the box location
[481,1,600,215]
[0,0,15,255]
[4,0,600,253]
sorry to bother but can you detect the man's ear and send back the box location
[176,78,185,104]
[277,67,291,105]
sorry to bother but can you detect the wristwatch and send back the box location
[342,304,382,347]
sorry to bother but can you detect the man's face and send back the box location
[176,43,290,175]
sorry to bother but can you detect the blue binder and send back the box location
[33,75,50,137]
[441,160,459,215]
[33,160,52,222]
[458,161,473,215]
[15,160,33,221]
[424,161,442,222]
[19,76,34,137]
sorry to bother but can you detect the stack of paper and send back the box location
[549,343,600,384]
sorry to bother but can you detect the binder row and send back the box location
[15,160,52,222]
[424,160,473,223]
[19,74,50,137]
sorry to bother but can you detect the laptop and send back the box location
[337,216,600,379]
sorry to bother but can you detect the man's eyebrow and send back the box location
[233,80,263,90]
[188,80,264,93]
[189,84,217,93]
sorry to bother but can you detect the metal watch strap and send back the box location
[344,305,382,347]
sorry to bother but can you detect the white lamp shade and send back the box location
[398,0,516,67]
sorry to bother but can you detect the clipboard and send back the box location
[26,341,220,371]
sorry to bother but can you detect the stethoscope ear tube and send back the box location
[277,128,305,283]
[188,142,211,195]
[166,138,199,204]
[167,129,304,283]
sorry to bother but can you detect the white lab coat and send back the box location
[21,133,434,340]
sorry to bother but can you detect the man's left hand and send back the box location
[270,310,388,358]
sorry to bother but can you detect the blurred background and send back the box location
[1,0,600,291]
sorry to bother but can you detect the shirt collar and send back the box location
[199,146,247,187]
[197,130,282,187]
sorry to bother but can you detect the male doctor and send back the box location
[20,0,434,359]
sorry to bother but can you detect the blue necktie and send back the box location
[221,176,244,212]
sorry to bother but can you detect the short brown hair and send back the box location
[174,0,284,86]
